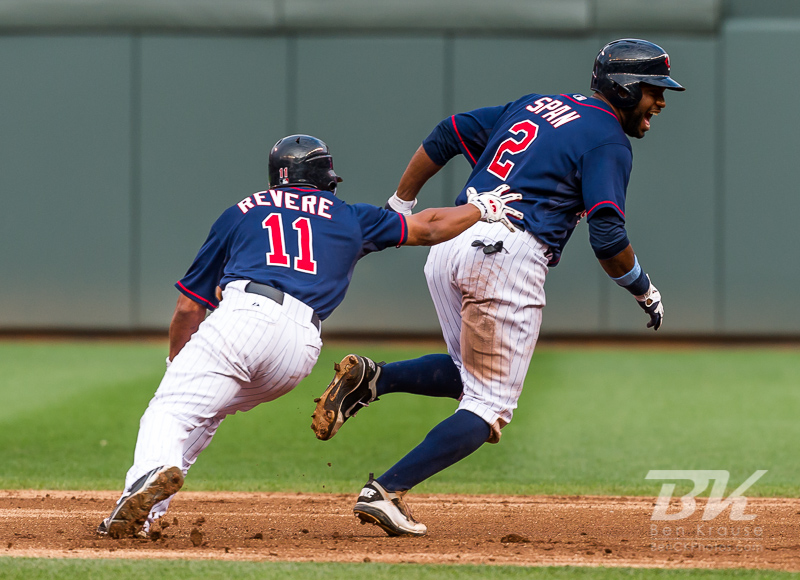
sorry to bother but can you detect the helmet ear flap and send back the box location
[612,80,641,109]
[595,76,640,109]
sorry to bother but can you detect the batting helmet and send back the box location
[268,134,343,192]
[591,39,685,109]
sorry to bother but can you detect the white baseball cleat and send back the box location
[97,465,184,539]
[353,474,427,537]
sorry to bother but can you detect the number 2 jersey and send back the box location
[423,92,632,266]
[176,186,408,319]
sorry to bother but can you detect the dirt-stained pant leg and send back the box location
[425,221,548,430]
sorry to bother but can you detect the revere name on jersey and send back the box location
[176,186,408,320]
[423,93,632,265]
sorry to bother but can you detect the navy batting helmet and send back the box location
[268,134,343,192]
[591,39,685,109]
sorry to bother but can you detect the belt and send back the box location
[244,282,321,332]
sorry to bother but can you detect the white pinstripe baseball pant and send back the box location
[122,279,322,528]
[424,221,549,429]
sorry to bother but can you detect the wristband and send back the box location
[624,269,651,297]
[611,255,650,296]
[611,255,641,286]
[386,192,417,215]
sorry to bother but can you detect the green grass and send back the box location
[0,341,798,497]
[1,341,798,578]
[1,559,799,580]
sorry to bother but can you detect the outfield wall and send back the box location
[1,1,798,336]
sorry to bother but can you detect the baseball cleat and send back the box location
[96,519,149,539]
[353,474,427,537]
[311,354,381,440]
[97,465,184,539]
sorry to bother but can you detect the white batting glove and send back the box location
[385,192,418,216]
[635,277,664,331]
[467,184,524,232]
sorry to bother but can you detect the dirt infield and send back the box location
[1,490,799,571]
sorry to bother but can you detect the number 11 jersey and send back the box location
[176,186,408,320]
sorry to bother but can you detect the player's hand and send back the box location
[635,276,664,331]
[385,192,418,216]
[467,184,524,232]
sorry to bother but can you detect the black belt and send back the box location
[244,282,321,332]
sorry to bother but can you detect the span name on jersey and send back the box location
[237,190,334,219]
[526,97,581,128]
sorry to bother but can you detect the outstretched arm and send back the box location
[404,186,522,246]
[404,204,479,246]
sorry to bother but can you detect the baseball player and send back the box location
[96,134,521,539]
[311,39,684,536]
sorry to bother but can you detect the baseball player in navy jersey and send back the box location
[311,39,684,537]
[96,134,521,539]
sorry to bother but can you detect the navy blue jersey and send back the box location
[423,93,632,265]
[176,186,408,320]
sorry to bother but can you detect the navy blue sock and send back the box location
[376,354,463,399]
[376,410,490,492]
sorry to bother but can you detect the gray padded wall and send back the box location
[1,10,798,336]
[0,36,133,328]
[721,20,800,333]
[0,0,722,32]
[137,36,288,327]
[726,0,800,18]
[294,36,447,333]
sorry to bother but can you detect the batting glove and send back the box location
[635,276,664,331]
[467,184,524,232]
[385,192,418,216]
